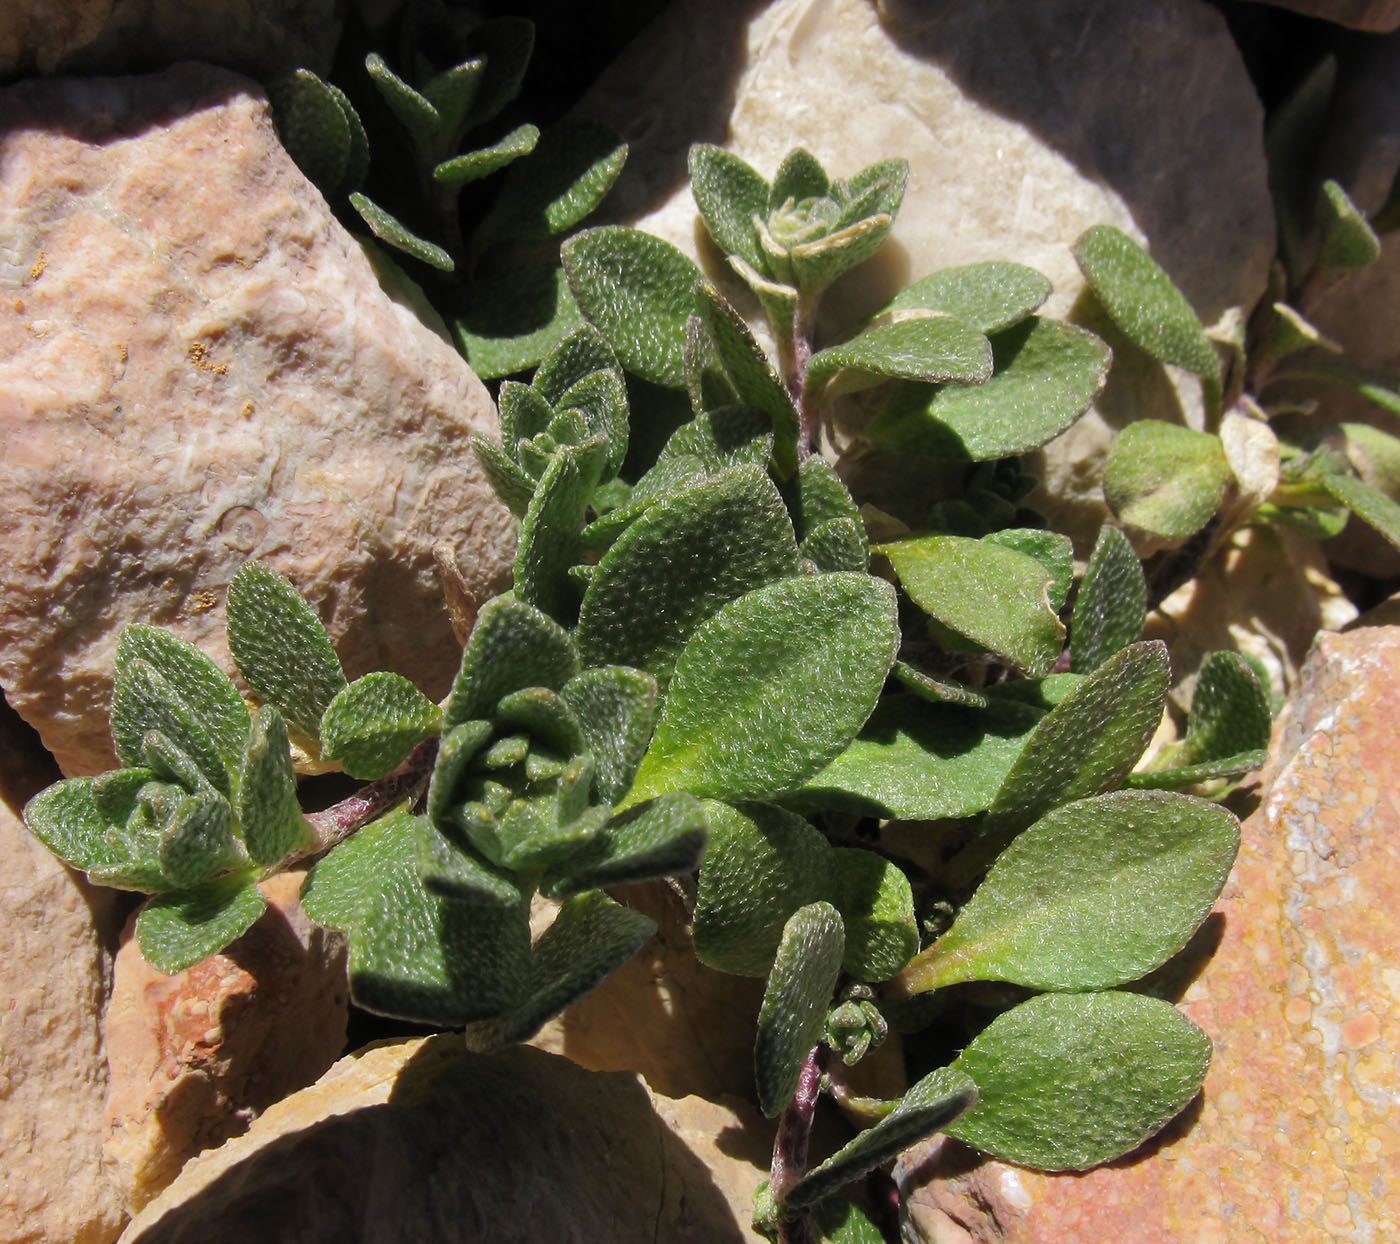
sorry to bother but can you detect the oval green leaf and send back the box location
[881,261,1051,333]
[320,671,443,781]
[1103,422,1232,540]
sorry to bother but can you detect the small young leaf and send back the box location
[498,379,554,448]
[790,215,895,300]
[755,901,845,1117]
[426,719,494,833]
[364,52,440,139]
[444,597,577,727]
[320,672,442,781]
[688,144,770,274]
[156,789,242,888]
[891,661,989,709]
[625,573,899,804]
[562,227,702,388]
[880,262,1052,334]
[783,1066,978,1209]
[473,433,537,516]
[832,847,918,982]
[866,318,1109,460]
[878,536,1065,677]
[235,706,309,867]
[24,778,150,880]
[463,890,655,1052]
[514,437,608,622]
[226,561,348,744]
[836,157,908,226]
[350,192,454,272]
[769,148,829,209]
[433,123,540,188]
[451,260,582,378]
[1072,224,1219,385]
[729,255,798,345]
[416,816,523,905]
[266,68,351,198]
[553,369,629,479]
[135,874,267,975]
[945,991,1211,1171]
[541,793,707,896]
[1071,526,1147,674]
[1147,650,1272,776]
[110,660,230,795]
[800,517,869,572]
[419,58,485,149]
[805,318,992,397]
[495,686,583,756]
[900,790,1238,993]
[983,529,1073,612]
[692,801,837,977]
[1319,470,1400,554]
[577,465,800,685]
[1103,422,1231,540]
[1316,179,1381,272]
[559,666,657,804]
[328,83,369,192]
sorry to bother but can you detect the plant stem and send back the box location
[771,1044,827,1244]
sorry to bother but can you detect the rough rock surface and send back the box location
[119,1036,771,1243]
[1253,0,1400,30]
[0,0,340,80]
[897,626,1400,1243]
[0,64,516,776]
[103,871,348,1213]
[0,711,126,1244]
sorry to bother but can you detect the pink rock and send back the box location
[0,64,515,777]
[103,871,348,1213]
[897,626,1400,1243]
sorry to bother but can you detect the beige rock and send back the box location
[1252,0,1400,30]
[0,64,515,777]
[0,790,126,1242]
[897,626,1400,1243]
[120,1036,772,1243]
[0,0,340,80]
[103,871,348,1213]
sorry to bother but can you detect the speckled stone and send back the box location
[897,626,1400,1243]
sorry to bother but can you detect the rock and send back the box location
[0,64,515,777]
[0,776,126,1241]
[0,0,341,81]
[1251,0,1400,30]
[896,625,1400,1243]
[119,1036,772,1243]
[103,871,348,1213]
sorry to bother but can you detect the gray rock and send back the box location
[0,64,515,776]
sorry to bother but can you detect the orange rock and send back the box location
[897,626,1400,1242]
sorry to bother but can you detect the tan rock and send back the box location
[0,0,341,80]
[120,1036,772,1243]
[0,64,515,776]
[102,870,347,1213]
[0,792,126,1243]
[897,626,1400,1243]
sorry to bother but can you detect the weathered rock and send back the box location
[1252,0,1400,30]
[119,1036,772,1243]
[0,0,341,81]
[0,772,126,1241]
[897,625,1400,1243]
[0,64,515,776]
[103,871,348,1213]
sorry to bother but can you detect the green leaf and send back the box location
[890,661,989,709]
[350,192,453,272]
[110,659,230,795]
[784,1067,978,1209]
[433,123,540,188]
[235,707,309,866]
[881,262,1051,334]
[901,790,1237,993]
[770,148,829,208]
[1316,179,1381,271]
[1070,526,1147,674]
[425,719,494,833]
[562,227,702,387]
[645,406,775,481]
[831,847,918,982]
[983,529,1073,613]
[541,793,708,896]
[808,1199,886,1244]
[416,816,522,905]
[444,597,577,727]
[781,457,861,541]
[805,318,992,398]
[320,672,442,781]
[692,801,837,977]
[1147,650,1272,776]
[836,157,908,227]
[577,465,800,685]
[790,215,895,301]
[267,68,351,197]
[1103,422,1231,540]
[559,667,657,804]
[625,573,899,804]
[328,84,369,190]
[23,778,148,880]
[364,52,440,139]
[755,901,845,1117]
[452,260,582,378]
[514,438,608,622]
[226,561,348,744]
[945,991,1211,1170]
[553,368,629,479]
[1319,470,1400,554]
[878,536,1065,677]
[688,144,770,274]
[156,788,242,888]
[798,695,1042,820]
[729,255,798,344]
[866,318,1109,460]
[476,120,627,248]
[419,58,485,150]
[473,433,536,515]
[135,874,267,974]
[1072,224,1219,385]
[463,890,655,1052]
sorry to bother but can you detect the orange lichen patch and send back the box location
[185,590,218,615]
[187,341,228,375]
[28,250,46,281]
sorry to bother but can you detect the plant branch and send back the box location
[770,1043,827,1244]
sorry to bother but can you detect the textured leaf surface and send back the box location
[692,801,836,977]
[785,1067,978,1208]
[946,991,1212,1170]
[226,562,347,744]
[349,193,453,271]
[879,536,1065,677]
[1071,526,1147,673]
[832,847,918,982]
[543,793,707,895]
[562,227,701,387]
[25,778,148,878]
[867,318,1108,460]
[983,529,1073,613]
[625,573,898,803]
[754,901,845,1117]
[903,790,1237,992]
[364,52,439,139]
[1103,422,1232,540]
[416,816,522,905]
[155,789,241,888]
[110,659,230,794]
[688,144,769,272]
[135,875,266,975]
[433,123,539,188]
[1316,179,1381,271]
[320,672,442,780]
[267,68,351,196]
[444,597,577,727]
[806,318,992,396]
[881,262,1051,333]
[558,666,656,804]
[514,437,607,623]
[1320,470,1400,554]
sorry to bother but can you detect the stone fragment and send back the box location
[103,870,349,1213]
[897,626,1400,1243]
[1252,0,1400,30]
[0,64,515,777]
[0,722,126,1244]
[0,0,341,81]
[119,1036,772,1243]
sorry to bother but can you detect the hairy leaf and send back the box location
[543,793,708,896]
[444,597,577,727]
[688,144,770,273]
[832,847,918,982]
[266,68,351,199]
[881,262,1051,333]
[349,193,453,271]
[156,788,242,888]
[236,706,309,866]
[24,778,156,884]
[1316,179,1381,271]
[135,874,267,975]
[1320,470,1400,554]
[416,816,523,905]
[806,318,992,397]
[558,666,656,804]
[1071,526,1147,673]
[320,672,442,780]
[514,438,608,622]
[452,261,582,378]
[110,659,230,795]
[983,529,1073,612]
[1103,422,1231,539]
[433,122,539,188]
[364,52,439,140]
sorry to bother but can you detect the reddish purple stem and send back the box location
[772,1044,828,1244]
